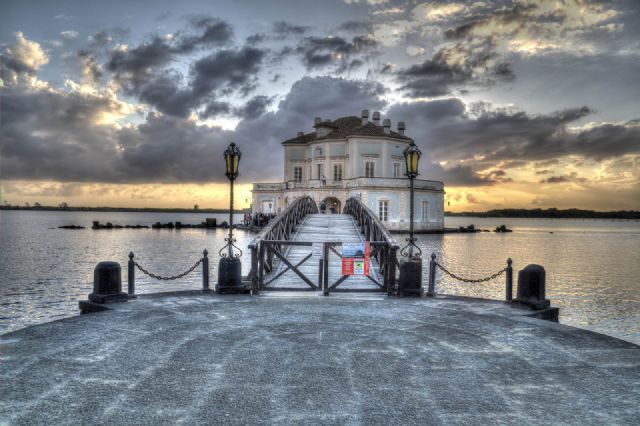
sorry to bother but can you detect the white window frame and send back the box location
[317,163,324,180]
[333,163,343,182]
[294,166,303,183]
[365,161,375,178]
[378,200,389,222]
[393,162,402,178]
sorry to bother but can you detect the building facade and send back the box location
[251,110,445,231]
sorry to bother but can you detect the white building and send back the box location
[251,110,445,232]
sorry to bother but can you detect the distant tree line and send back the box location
[0,203,248,214]
[445,208,640,219]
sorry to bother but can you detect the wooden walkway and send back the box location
[264,214,383,291]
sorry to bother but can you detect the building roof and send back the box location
[282,115,412,145]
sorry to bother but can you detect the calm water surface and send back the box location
[1,211,639,344]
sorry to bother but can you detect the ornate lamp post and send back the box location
[217,142,243,293]
[398,141,423,296]
[401,141,422,258]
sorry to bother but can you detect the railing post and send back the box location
[427,252,436,297]
[128,252,135,297]
[202,249,209,292]
[258,243,265,290]
[250,245,259,295]
[387,246,397,296]
[323,243,329,296]
[505,258,513,302]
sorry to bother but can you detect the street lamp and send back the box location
[401,141,422,258]
[217,142,243,293]
[398,141,423,297]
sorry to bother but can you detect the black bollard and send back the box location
[515,264,550,310]
[80,261,128,313]
[89,261,128,304]
[398,257,423,297]
[216,257,242,293]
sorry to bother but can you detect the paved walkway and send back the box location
[1,293,639,425]
[265,214,381,291]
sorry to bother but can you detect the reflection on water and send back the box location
[1,211,639,344]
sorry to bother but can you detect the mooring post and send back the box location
[128,252,135,297]
[505,258,513,302]
[427,252,436,297]
[202,249,209,292]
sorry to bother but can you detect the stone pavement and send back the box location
[1,293,639,425]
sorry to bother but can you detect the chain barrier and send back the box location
[134,258,203,281]
[435,262,507,284]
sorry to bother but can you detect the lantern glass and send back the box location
[224,143,241,179]
[403,142,421,178]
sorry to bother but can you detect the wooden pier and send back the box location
[248,197,399,294]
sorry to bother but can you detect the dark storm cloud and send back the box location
[103,17,263,119]
[290,35,379,72]
[337,21,372,33]
[234,95,274,120]
[106,37,173,75]
[174,16,233,52]
[0,84,234,183]
[386,100,639,185]
[0,76,387,184]
[540,173,589,184]
[396,41,514,98]
[443,2,538,40]
[190,46,265,96]
[272,21,309,38]
[200,101,231,119]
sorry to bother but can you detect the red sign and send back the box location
[341,242,370,276]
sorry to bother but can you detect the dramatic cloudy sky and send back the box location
[1,0,639,210]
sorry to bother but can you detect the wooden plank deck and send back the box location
[263,214,383,291]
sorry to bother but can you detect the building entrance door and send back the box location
[320,197,341,214]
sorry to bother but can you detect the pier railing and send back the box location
[248,196,318,291]
[127,250,211,296]
[343,197,399,295]
[427,253,514,301]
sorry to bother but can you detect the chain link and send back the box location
[134,258,202,281]
[435,262,507,283]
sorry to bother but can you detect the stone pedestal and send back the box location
[515,264,550,310]
[398,257,423,297]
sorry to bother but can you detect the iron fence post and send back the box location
[387,246,397,296]
[323,243,329,296]
[202,249,209,292]
[250,245,258,295]
[505,258,513,302]
[128,252,135,297]
[258,243,265,290]
[427,252,436,297]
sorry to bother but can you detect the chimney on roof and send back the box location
[372,111,380,125]
[397,121,405,135]
[314,117,322,126]
[297,131,304,137]
[383,118,391,134]
[361,109,369,126]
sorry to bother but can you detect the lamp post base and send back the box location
[398,257,423,297]
[216,257,243,293]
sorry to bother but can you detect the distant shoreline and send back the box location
[445,208,640,219]
[0,206,247,214]
[1,206,638,219]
